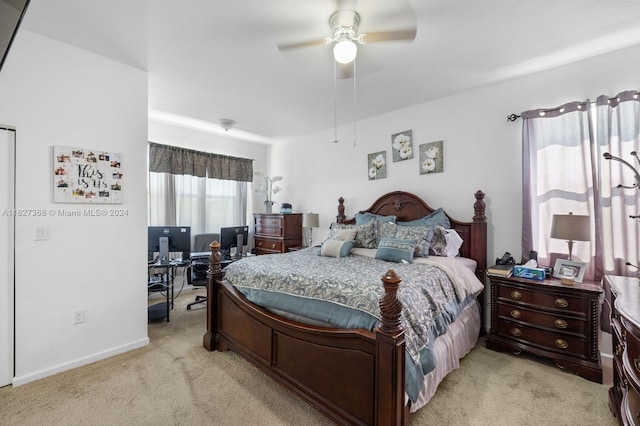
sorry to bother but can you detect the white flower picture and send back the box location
[367,151,387,180]
[419,141,444,175]
[391,130,414,162]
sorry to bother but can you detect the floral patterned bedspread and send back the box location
[223,248,482,366]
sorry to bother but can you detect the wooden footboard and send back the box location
[204,262,406,425]
[202,190,487,425]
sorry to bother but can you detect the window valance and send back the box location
[148,142,253,182]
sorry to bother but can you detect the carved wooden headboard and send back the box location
[336,190,488,281]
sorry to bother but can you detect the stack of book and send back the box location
[487,264,514,278]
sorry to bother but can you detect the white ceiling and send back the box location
[19,0,640,143]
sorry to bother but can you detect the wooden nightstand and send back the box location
[486,274,603,383]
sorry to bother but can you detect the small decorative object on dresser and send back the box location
[486,273,603,383]
[606,275,640,425]
[253,213,302,255]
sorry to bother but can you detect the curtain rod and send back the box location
[507,114,521,122]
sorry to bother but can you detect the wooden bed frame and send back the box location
[203,190,487,425]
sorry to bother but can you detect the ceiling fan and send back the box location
[277,8,417,78]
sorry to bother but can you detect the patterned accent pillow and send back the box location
[330,228,358,241]
[394,225,431,257]
[375,237,417,263]
[329,221,377,249]
[429,226,448,256]
[377,221,398,240]
[320,239,355,258]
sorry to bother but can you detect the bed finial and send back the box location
[379,269,403,334]
[337,196,346,223]
[208,240,222,274]
[473,190,486,223]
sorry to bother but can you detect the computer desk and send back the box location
[148,261,180,322]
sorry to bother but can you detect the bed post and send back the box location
[203,240,222,351]
[375,269,406,425]
[471,190,487,335]
[336,196,346,223]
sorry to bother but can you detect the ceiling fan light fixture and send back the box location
[333,40,357,64]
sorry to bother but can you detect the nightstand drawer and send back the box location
[496,302,586,336]
[496,284,586,316]
[495,321,587,358]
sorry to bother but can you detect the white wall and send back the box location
[0,30,149,385]
[271,44,640,263]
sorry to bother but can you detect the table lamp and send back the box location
[550,212,590,261]
[302,212,319,247]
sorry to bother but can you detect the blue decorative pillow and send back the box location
[394,225,431,257]
[397,208,450,228]
[355,212,397,225]
[320,239,355,258]
[375,237,417,263]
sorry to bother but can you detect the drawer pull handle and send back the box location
[554,319,568,329]
[510,310,521,319]
[258,242,263,247]
[555,339,568,349]
[511,327,522,337]
[271,243,276,249]
[510,291,522,300]
[634,356,640,372]
[554,298,568,308]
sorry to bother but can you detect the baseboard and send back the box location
[12,337,150,387]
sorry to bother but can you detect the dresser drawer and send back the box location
[255,225,283,237]
[255,238,283,253]
[256,216,284,227]
[623,382,640,426]
[495,320,587,358]
[496,302,586,336]
[496,284,586,316]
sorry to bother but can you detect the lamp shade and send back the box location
[302,213,319,228]
[550,213,590,242]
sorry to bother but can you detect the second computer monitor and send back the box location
[219,225,249,259]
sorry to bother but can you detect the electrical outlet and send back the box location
[73,309,86,325]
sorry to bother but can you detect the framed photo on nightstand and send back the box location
[552,259,587,283]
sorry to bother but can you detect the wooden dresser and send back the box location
[253,213,302,255]
[607,275,640,425]
[486,274,603,383]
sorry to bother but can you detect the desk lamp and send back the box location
[302,213,319,247]
[550,212,590,261]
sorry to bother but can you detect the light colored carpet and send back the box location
[0,288,616,425]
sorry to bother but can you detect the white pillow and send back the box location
[444,230,464,257]
[320,239,355,258]
[330,228,358,241]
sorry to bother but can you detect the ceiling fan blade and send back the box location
[362,29,417,43]
[277,38,326,51]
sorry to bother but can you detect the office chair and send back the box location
[186,233,219,310]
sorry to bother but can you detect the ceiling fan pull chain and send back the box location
[353,59,357,149]
[333,59,339,144]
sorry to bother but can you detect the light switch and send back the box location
[34,226,48,240]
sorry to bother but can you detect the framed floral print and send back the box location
[367,151,387,180]
[419,140,444,175]
[391,130,413,162]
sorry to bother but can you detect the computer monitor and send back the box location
[219,225,249,260]
[148,226,191,264]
